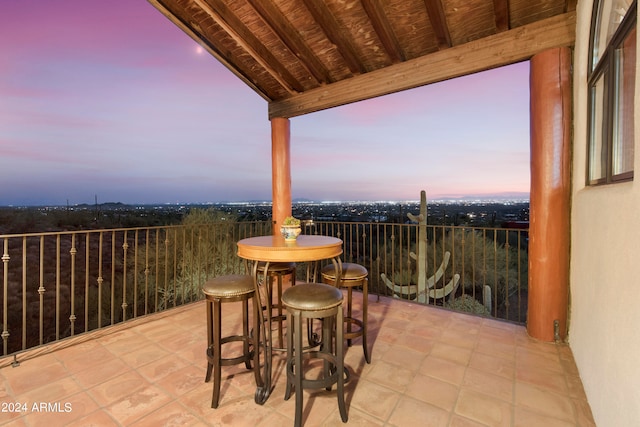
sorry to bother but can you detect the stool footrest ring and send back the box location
[285,351,350,394]
[206,335,255,369]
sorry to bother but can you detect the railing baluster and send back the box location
[110,231,116,325]
[134,230,139,318]
[56,234,61,340]
[504,232,511,321]
[85,233,90,333]
[2,239,10,355]
[21,237,27,350]
[493,229,498,316]
[97,231,103,329]
[39,235,45,345]
[163,229,175,308]
[69,233,77,336]
[122,231,129,322]
[154,230,160,311]
[172,228,177,307]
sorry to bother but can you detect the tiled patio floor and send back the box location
[0,293,595,426]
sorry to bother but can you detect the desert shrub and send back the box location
[445,294,491,316]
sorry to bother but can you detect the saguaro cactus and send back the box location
[381,190,460,303]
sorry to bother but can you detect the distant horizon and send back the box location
[1,191,530,208]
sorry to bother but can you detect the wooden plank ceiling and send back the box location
[148,0,577,118]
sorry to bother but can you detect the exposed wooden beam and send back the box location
[424,0,452,50]
[269,11,576,119]
[493,0,510,32]
[302,0,367,74]
[247,0,333,85]
[195,0,304,94]
[361,0,405,63]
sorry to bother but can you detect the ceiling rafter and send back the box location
[247,0,333,85]
[195,0,303,94]
[423,0,452,50]
[493,0,510,32]
[301,0,367,75]
[361,0,405,63]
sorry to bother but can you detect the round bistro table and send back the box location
[237,235,343,404]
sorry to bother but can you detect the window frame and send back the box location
[587,0,637,185]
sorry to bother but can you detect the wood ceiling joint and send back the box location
[424,0,452,50]
[196,0,303,94]
[247,0,332,85]
[302,0,367,74]
[493,0,510,32]
[361,0,405,63]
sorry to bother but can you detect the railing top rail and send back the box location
[0,221,268,240]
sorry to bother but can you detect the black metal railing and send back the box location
[1,220,527,358]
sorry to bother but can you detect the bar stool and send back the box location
[203,274,260,408]
[321,263,371,363]
[282,283,348,427]
[256,261,295,350]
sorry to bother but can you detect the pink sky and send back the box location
[1,0,530,206]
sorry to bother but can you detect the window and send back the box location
[588,0,636,184]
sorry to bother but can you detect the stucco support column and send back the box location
[528,47,572,342]
[271,117,292,235]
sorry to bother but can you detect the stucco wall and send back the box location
[570,2,640,426]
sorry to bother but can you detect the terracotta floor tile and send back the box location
[381,344,425,368]
[119,343,170,370]
[515,381,575,423]
[155,364,207,398]
[325,406,385,426]
[100,329,150,354]
[514,406,575,427]
[468,351,515,380]
[395,332,434,354]
[450,414,490,427]
[255,410,292,426]
[72,358,131,389]
[405,322,443,340]
[462,368,514,403]
[419,355,467,386]
[455,389,512,427]
[104,384,172,425]
[430,342,473,366]
[388,396,450,427]
[572,397,597,427]
[20,391,99,427]
[201,395,275,427]
[88,370,147,406]
[439,328,479,350]
[515,364,568,395]
[516,347,564,374]
[475,338,516,362]
[130,401,203,427]
[348,377,400,421]
[363,359,414,393]
[0,296,598,427]
[16,374,83,403]
[405,373,460,411]
[54,341,111,372]
[3,357,68,395]
[66,410,121,427]
[0,402,25,426]
[137,353,193,383]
